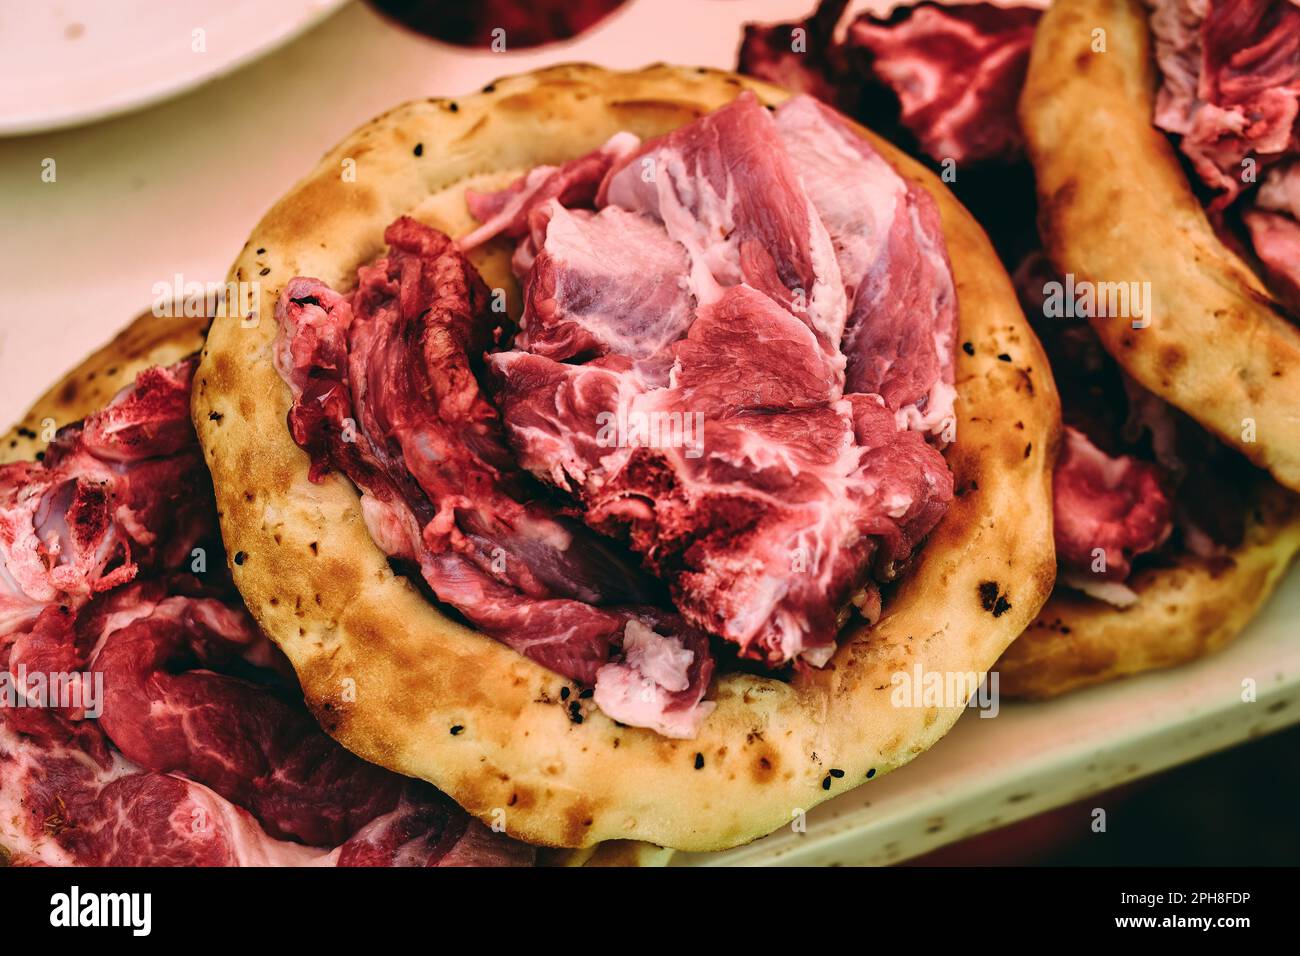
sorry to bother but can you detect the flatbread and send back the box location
[1020,0,1300,492]
[194,64,1060,851]
[999,477,1300,697]
[0,310,208,465]
[1,307,672,866]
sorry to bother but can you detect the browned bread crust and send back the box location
[194,64,1060,851]
[1021,0,1300,492]
[1000,478,1300,697]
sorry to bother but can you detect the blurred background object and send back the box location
[368,0,628,48]
[0,1,350,135]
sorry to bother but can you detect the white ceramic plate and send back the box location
[0,0,348,136]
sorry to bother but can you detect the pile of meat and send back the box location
[744,0,1300,312]
[0,359,531,866]
[274,92,958,739]
[739,0,1040,166]
[740,0,1259,604]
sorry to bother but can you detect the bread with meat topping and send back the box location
[999,475,1300,697]
[0,311,208,466]
[193,64,1061,851]
[1020,0,1300,492]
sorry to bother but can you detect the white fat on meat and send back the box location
[628,147,734,307]
[593,619,714,740]
[179,783,336,867]
[1059,571,1141,609]
[457,131,643,251]
[1257,160,1300,216]
[600,94,848,374]
[521,201,695,359]
[359,493,423,561]
[776,96,903,290]
[774,96,957,440]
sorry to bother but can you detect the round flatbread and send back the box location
[194,63,1060,851]
[1,311,208,465]
[1,308,665,867]
[1020,0,1300,493]
[998,476,1300,697]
